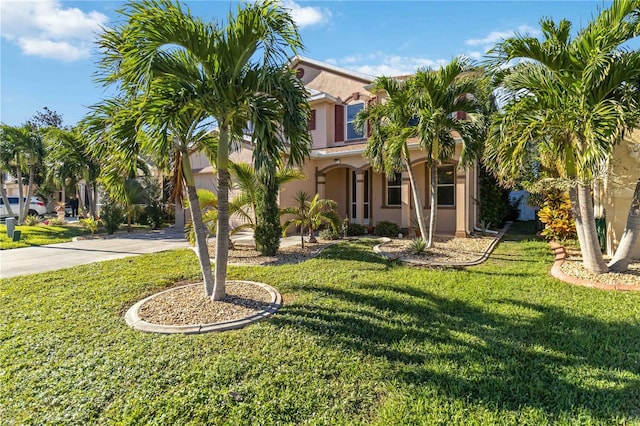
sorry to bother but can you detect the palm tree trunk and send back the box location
[91,182,98,219]
[576,183,608,273]
[0,171,15,217]
[300,226,305,249]
[213,128,230,301]
[403,157,428,244]
[569,187,588,262]
[22,166,35,220]
[186,182,215,297]
[608,178,640,272]
[427,163,438,248]
[16,166,25,224]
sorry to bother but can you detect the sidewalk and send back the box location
[0,229,302,279]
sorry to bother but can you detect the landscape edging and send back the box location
[124,280,283,334]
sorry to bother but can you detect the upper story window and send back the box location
[309,109,316,130]
[335,103,366,143]
[346,103,364,140]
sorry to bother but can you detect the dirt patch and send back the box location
[380,235,496,264]
[137,281,273,326]
[561,247,640,287]
[207,242,334,266]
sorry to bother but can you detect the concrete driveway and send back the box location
[0,228,190,279]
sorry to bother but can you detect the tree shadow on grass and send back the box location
[273,282,640,421]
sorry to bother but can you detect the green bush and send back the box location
[410,237,427,254]
[346,223,365,236]
[479,165,513,228]
[80,217,101,235]
[23,215,41,226]
[144,202,165,230]
[46,217,66,226]
[374,220,400,237]
[319,228,340,240]
[100,199,124,235]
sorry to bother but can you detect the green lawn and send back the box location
[1,222,639,424]
[0,224,89,249]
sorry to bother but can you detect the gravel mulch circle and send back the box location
[561,247,640,287]
[137,281,273,326]
[207,242,334,265]
[380,234,497,264]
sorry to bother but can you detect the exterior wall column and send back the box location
[455,167,468,238]
[355,171,364,225]
[401,170,411,230]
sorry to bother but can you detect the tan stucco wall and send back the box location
[604,134,640,257]
[302,68,369,102]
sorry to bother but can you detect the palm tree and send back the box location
[281,191,341,249]
[355,76,426,239]
[96,0,308,300]
[412,58,481,248]
[487,1,640,273]
[356,58,480,248]
[43,127,100,218]
[0,124,44,224]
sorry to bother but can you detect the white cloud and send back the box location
[467,51,483,60]
[465,25,541,47]
[330,52,449,77]
[281,0,331,28]
[0,0,108,61]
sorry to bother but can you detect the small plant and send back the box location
[100,198,125,235]
[410,237,427,254]
[346,222,365,236]
[23,215,41,226]
[479,219,492,236]
[319,228,340,240]
[80,217,101,235]
[374,220,400,237]
[537,190,576,241]
[47,217,66,226]
[144,201,165,230]
[341,216,350,238]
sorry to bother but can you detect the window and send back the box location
[346,103,364,140]
[386,172,402,206]
[437,165,455,206]
[309,109,316,130]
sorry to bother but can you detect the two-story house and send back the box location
[185,56,479,237]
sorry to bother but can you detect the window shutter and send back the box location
[309,109,316,130]
[335,105,344,142]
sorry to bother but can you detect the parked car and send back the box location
[0,196,47,219]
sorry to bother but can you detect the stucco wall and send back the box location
[605,135,640,257]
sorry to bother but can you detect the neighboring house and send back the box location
[186,56,480,237]
[602,131,640,257]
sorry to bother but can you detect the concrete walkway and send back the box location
[0,228,303,279]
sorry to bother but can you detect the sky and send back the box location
[0,0,630,127]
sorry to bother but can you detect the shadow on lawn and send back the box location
[274,280,640,421]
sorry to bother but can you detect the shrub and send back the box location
[374,220,400,237]
[537,190,576,241]
[144,201,165,230]
[23,215,41,226]
[100,199,125,235]
[319,228,340,240]
[410,237,427,254]
[80,217,101,235]
[47,217,66,226]
[254,171,281,256]
[479,165,513,227]
[346,223,365,236]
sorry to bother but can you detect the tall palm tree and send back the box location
[43,127,100,218]
[0,124,45,223]
[356,58,480,248]
[487,1,640,273]
[412,58,481,248]
[355,76,426,239]
[96,0,308,300]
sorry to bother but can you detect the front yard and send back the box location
[1,223,639,424]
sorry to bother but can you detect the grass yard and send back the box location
[0,224,89,249]
[1,222,639,424]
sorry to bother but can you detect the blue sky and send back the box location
[0,0,626,127]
